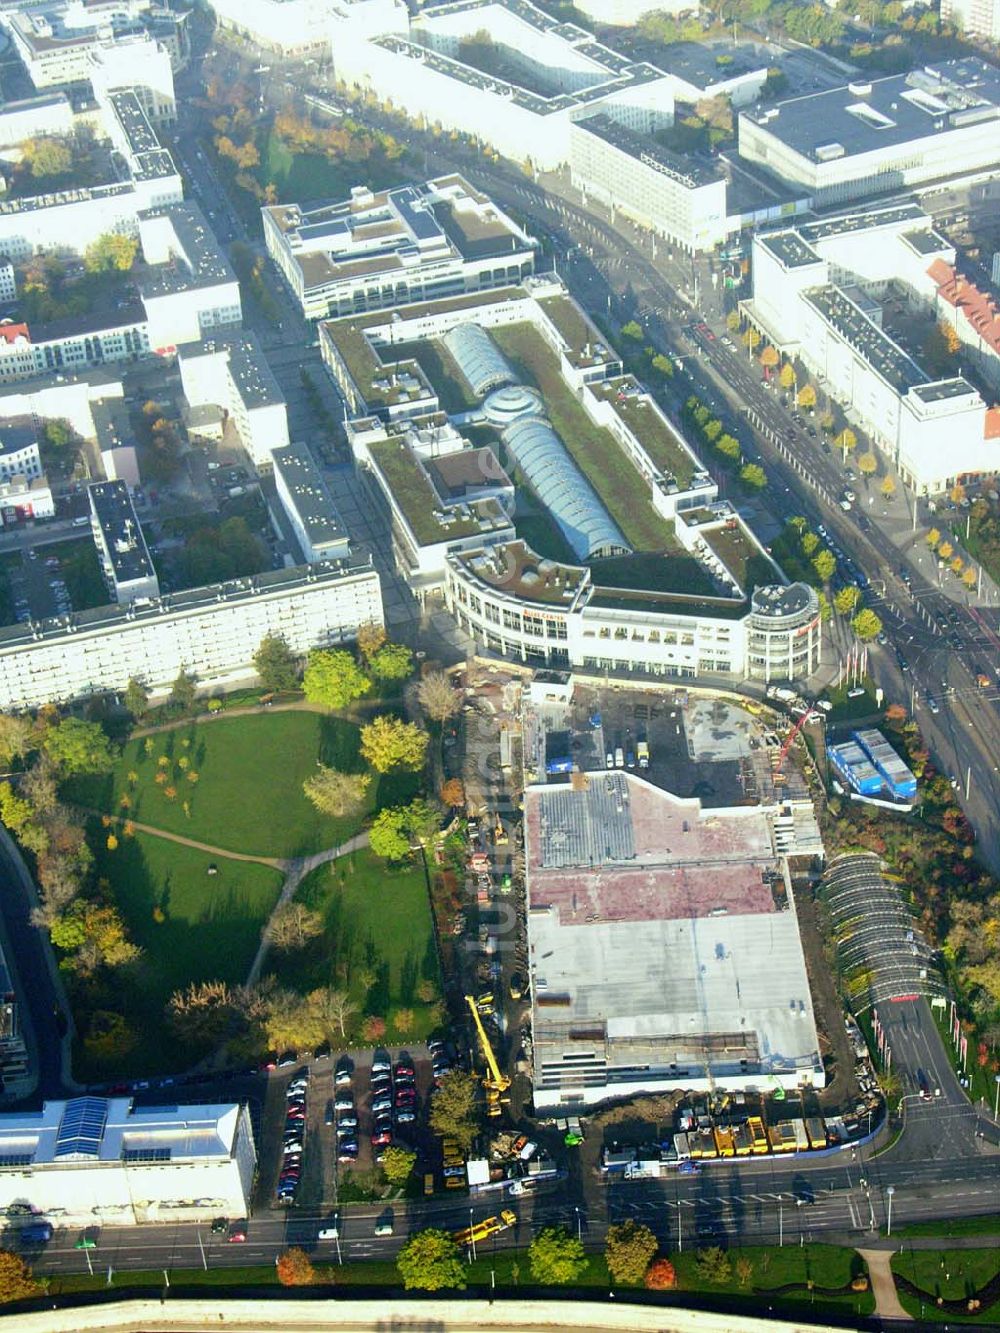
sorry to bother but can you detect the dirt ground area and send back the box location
[793,881,860,1110]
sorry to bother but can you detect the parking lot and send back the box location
[256,1040,459,1214]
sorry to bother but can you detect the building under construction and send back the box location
[526,771,826,1110]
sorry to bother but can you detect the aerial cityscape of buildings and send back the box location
[0,0,995,1314]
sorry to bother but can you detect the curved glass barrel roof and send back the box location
[444,322,517,398]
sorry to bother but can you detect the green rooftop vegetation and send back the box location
[595,380,698,490]
[701,522,776,594]
[392,338,480,415]
[368,436,494,544]
[537,292,608,365]
[491,323,675,552]
[590,551,717,598]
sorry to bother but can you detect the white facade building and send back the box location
[941,0,1000,43]
[0,559,382,709]
[88,30,176,123]
[744,204,1000,493]
[652,40,769,108]
[325,278,821,682]
[206,0,332,54]
[570,114,729,253]
[332,0,675,170]
[739,59,1000,207]
[0,1096,256,1228]
[0,370,124,440]
[0,88,181,262]
[0,92,74,148]
[262,174,536,321]
[178,334,289,468]
[0,261,15,304]
[0,417,42,483]
[138,203,242,351]
[0,473,54,522]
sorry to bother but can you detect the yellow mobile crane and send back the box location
[465,993,511,1117]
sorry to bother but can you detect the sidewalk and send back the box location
[857,1248,911,1321]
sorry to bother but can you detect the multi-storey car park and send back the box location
[262,174,537,322]
[321,275,822,683]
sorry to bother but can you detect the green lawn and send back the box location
[42,1244,873,1315]
[64,712,372,858]
[259,130,403,204]
[671,1244,873,1316]
[267,847,440,1041]
[894,1215,1000,1239]
[892,1247,1000,1322]
[78,829,283,1077]
[491,323,676,552]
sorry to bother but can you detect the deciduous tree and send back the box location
[812,548,837,583]
[302,767,370,818]
[695,1246,732,1285]
[645,1257,676,1290]
[0,1249,43,1303]
[276,1247,315,1286]
[416,671,461,722]
[880,475,896,497]
[851,608,883,642]
[740,462,766,490]
[797,384,816,409]
[356,620,387,662]
[303,649,371,709]
[0,713,35,767]
[41,718,116,775]
[83,234,138,273]
[253,634,299,693]
[605,1220,658,1285]
[858,451,878,477]
[360,716,429,773]
[778,362,796,389]
[166,980,238,1048]
[833,585,861,615]
[528,1227,588,1284]
[759,345,779,369]
[267,901,324,952]
[124,677,149,720]
[169,670,198,713]
[380,1145,417,1186]
[368,806,412,860]
[396,1230,466,1291]
[369,642,414,682]
[428,1070,479,1151]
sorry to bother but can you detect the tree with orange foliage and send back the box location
[645,1257,677,1290]
[276,1247,316,1286]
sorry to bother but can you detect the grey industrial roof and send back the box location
[650,39,767,90]
[443,322,517,398]
[741,58,1000,163]
[179,334,284,410]
[138,203,238,298]
[804,285,926,393]
[536,771,636,867]
[501,415,630,562]
[798,202,926,244]
[87,479,156,587]
[0,416,38,459]
[759,230,821,270]
[272,440,349,551]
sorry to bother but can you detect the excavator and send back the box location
[465,993,511,1117]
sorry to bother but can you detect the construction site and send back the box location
[519,678,828,1112]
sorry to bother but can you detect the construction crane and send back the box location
[465,993,511,1117]
[776,709,813,773]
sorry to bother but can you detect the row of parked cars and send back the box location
[278,1069,309,1202]
[332,1050,425,1164]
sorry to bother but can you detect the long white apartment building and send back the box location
[738,58,1000,206]
[87,28,176,123]
[0,367,125,440]
[0,558,382,709]
[324,278,821,684]
[178,333,288,468]
[0,88,182,262]
[570,113,729,253]
[0,1096,255,1227]
[0,415,43,483]
[743,203,1000,494]
[331,0,675,170]
[262,174,536,321]
[941,0,1000,43]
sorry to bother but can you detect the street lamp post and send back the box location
[575,1206,582,1242]
[886,1185,895,1238]
[779,1200,783,1248]
[470,1209,477,1264]
[994,1073,1000,1121]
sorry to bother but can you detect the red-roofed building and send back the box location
[0,323,29,346]
[0,320,35,383]
[928,260,1000,393]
